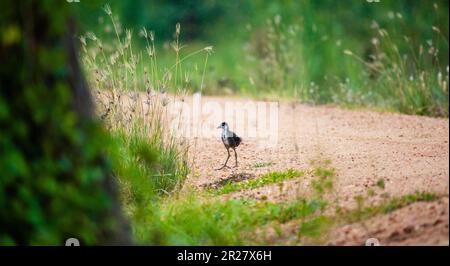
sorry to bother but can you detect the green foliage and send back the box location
[76,0,449,117]
[210,169,304,195]
[0,0,125,245]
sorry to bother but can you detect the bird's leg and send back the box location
[233,148,238,167]
[224,148,231,167]
[216,148,231,170]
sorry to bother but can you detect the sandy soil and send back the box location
[182,96,449,245]
[328,197,449,246]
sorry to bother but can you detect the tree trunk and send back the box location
[0,0,131,245]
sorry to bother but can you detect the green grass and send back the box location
[111,128,188,197]
[343,191,441,224]
[310,164,335,196]
[296,191,443,242]
[376,178,385,190]
[298,216,331,238]
[133,194,326,245]
[210,169,304,195]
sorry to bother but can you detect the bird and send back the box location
[216,122,241,170]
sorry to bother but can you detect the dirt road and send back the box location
[98,91,448,245]
[184,96,449,245]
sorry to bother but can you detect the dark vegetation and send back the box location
[0,0,130,245]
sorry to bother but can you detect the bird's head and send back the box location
[217,122,228,130]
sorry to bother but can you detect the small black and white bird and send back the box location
[216,122,241,170]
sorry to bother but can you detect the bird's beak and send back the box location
[217,125,221,129]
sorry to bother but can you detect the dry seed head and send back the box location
[161,97,169,107]
[139,27,148,38]
[378,29,388,37]
[146,46,154,57]
[103,4,112,16]
[393,45,398,52]
[171,42,181,52]
[149,31,154,41]
[79,35,86,46]
[249,76,255,86]
[274,15,281,26]
[110,55,116,65]
[371,38,379,46]
[343,50,353,56]
[86,32,97,41]
[176,23,181,35]
[126,29,132,41]
[371,21,379,29]
[428,47,436,55]
[203,46,213,54]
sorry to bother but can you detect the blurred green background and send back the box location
[74,0,449,116]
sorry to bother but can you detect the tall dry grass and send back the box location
[242,12,448,116]
[79,4,212,205]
